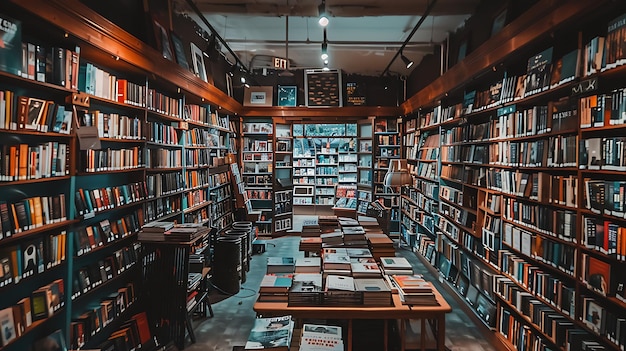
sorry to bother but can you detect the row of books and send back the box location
[182,127,225,148]
[183,104,230,130]
[81,110,142,140]
[146,88,180,118]
[580,137,626,171]
[0,141,69,181]
[584,179,626,218]
[69,285,142,350]
[72,243,141,298]
[487,170,578,209]
[186,169,229,190]
[0,230,66,286]
[146,171,185,198]
[74,181,148,216]
[0,278,64,346]
[582,216,626,260]
[16,40,79,90]
[0,194,67,237]
[144,196,181,222]
[145,147,182,169]
[146,121,179,145]
[497,251,575,317]
[1,92,73,133]
[81,147,143,173]
[581,295,625,349]
[581,252,626,302]
[488,135,578,168]
[74,210,143,257]
[80,62,145,107]
[183,148,213,168]
[502,198,577,242]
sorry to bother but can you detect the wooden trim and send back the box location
[243,106,401,118]
[401,0,607,114]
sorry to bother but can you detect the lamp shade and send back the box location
[383,159,412,187]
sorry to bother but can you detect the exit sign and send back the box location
[273,57,288,69]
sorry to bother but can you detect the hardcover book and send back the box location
[0,13,22,76]
[525,47,553,96]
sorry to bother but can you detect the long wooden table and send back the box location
[253,288,451,351]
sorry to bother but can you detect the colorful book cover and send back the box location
[0,13,22,76]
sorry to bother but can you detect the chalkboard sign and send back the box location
[305,69,342,107]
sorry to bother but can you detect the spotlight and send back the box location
[400,52,414,69]
[318,0,329,27]
[321,29,329,60]
[322,62,330,71]
[240,76,246,84]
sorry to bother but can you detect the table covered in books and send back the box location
[253,290,451,351]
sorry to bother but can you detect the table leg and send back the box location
[347,320,353,351]
[383,319,388,351]
[437,315,445,351]
[421,319,426,351]
[400,319,406,351]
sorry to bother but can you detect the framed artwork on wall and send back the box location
[190,42,208,82]
[170,32,190,70]
[152,17,174,61]
[277,85,297,106]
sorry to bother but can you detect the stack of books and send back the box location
[342,226,368,247]
[301,224,321,237]
[365,233,395,261]
[244,315,294,351]
[137,221,175,241]
[379,257,413,275]
[320,230,343,246]
[318,215,339,233]
[288,273,323,306]
[299,237,322,253]
[338,217,360,227]
[322,248,351,276]
[164,223,211,242]
[354,278,393,306]
[267,257,295,274]
[350,261,382,278]
[391,275,439,306]
[324,275,359,306]
[259,274,293,302]
[295,257,321,274]
[299,324,344,351]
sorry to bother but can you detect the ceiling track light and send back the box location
[321,29,329,60]
[400,52,414,69]
[318,0,329,27]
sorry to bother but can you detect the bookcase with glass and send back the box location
[291,123,358,208]
[241,119,274,235]
[373,116,402,234]
[357,119,374,215]
[273,122,293,233]
[400,2,626,350]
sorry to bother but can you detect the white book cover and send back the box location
[325,275,354,291]
[380,256,412,269]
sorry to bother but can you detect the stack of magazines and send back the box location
[299,324,344,351]
[244,315,294,350]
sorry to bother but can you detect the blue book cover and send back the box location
[0,14,22,76]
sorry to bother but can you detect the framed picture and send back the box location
[277,85,297,106]
[170,32,190,70]
[243,86,273,107]
[490,8,508,37]
[152,17,174,61]
[190,42,208,82]
[226,73,233,97]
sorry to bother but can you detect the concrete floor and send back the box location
[182,215,502,351]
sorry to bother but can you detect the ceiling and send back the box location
[173,0,481,77]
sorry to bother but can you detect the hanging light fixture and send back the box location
[321,28,328,60]
[400,52,414,69]
[318,0,329,27]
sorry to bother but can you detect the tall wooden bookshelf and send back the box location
[0,1,242,350]
[373,116,402,235]
[399,1,626,351]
